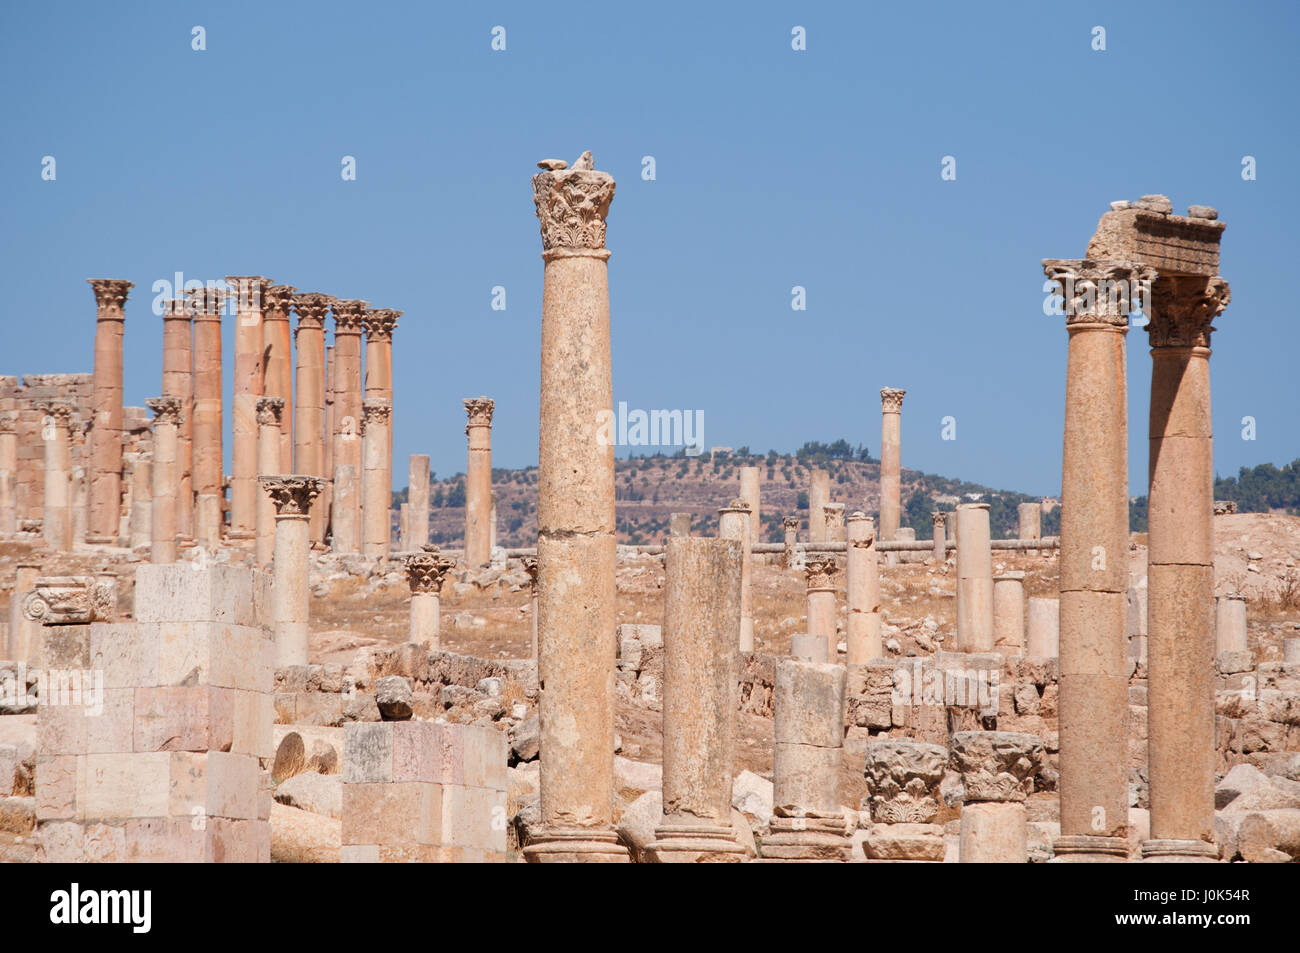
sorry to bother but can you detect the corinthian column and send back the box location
[879,387,905,541]
[330,300,367,547]
[86,279,133,544]
[146,397,182,563]
[1142,273,1230,863]
[255,397,285,568]
[360,399,392,556]
[161,299,195,544]
[1043,258,1149,862]
[38,402,75,552]
[363,307,399,474]
[0,412,16,537]
[187,286,225,548]
[263,285,296,472]
[463,397,495,567]
[402,548,454,647]
[260,475,324,666]
[293,293,333,544]
[226,276,267,540]
[524,151,627,863]
[804,554,839,662]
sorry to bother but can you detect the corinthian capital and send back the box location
[255,396,284,427]
[804,553,839,589]
[225,276,268,313]
[0,411,17,435]
[87,279,134,316]
[36,401,75,432]
[880,388,906,413]
[292,293,334,329]
[264,284,297,317]
[1147,275,1230,348]
[950,731,1043,804]
[23,576,115,625]
[931,511,948,528]
[184,285,225,318]
[532,151,616,254]
[402,548,456,594]
[145,396,183,426]
[361,398,392,432]
[1042,258,1155,327]
[259,475,325,517]
[463,396,495,429]
[162,298,192,321]
[332,299,369,334]
[362,308,400,341]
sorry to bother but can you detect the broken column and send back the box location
[407,454,430,549]
[262,285,296,475]
[992,571,1026,656]
[463,397,495,567]
[146,397,182,563]
[87,279,133,544]
[879,387,905,541]
[646,536,746,862]
[953,731,1043,863]
[293,293,333,545]
[846,512,881,664]
[760,659,850,861]
[804,554,839,662]
[739,465,760,541]
[255,398,284,568]
[403,548,453,647]
[38,402,74,552]
[226,277,267,541]
[717,499,753,652]
[524,151,626,862]
[360,399,392,557]
[931,511,947,563]
[260,476,324,666]
[808,468,829,543]
[1017,501,1041,542]
[823,502,846,542]
[161,298,195,544]
[1215,594,1247,655]
[955,502,993,652]
[188,287,225,548]
[0,412,16,537]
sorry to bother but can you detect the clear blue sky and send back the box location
[2,1,1296,496]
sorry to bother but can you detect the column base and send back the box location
[1052,834,1129,862]
[1140,839,1219,862]
[644,822,747,863]
[522,827,630,863]
[84,535,117,545]
[759,815,851,861]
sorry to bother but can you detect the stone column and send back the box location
[647,536,746,862]
[38,402,74,552]
[804,554,839,662]
[1017,502,1041,541]
[408,454,430,549]
[360,399,392,557]
[717,499,753,652]
[260,476,325,666]
[1026,596,1059,658]
[463,397,495,567]
[522,556,539,660]
[931,511,947,563]
[146,397,182,563]
[863,740,949,862]
[808,468,829,543]
[955,502,993,652]
[127,452,151,549]
[292,293,333,545]
[161,299,195,544]
[403,548,454,647]
[879,387,906,541]
[330,299,367,540]
[255,397,285,568]
[1143,274,1230,863]
[761,659,850,861]
[953,731,1043,863]
[823,502,846,542]
[263,285,297,473]
[8,561,41,663]
[1215,594,1247,654]
[86,279,132,543]
[739,465,760,541]
[323,341,335,531]
[992,571,1026,656]
[782,516,798,548]
[363,307,400,477]
[669,513,691,538]
[331,465,357,555]
[846,512,880,665]
[0,412,17,537]
[188,287,225,548]
[225,277,267,540]
[525,151,626,863]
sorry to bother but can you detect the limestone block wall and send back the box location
[0,374,93,525]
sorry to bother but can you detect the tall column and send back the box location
[360,399,392,557]
[263,285,296,473]
[647,536,746,862]
[931,511,947,563]
[955,502,993,652]
[1017,502,1041,541]
[407,454,430,549]
[260,475,324,666]
[403,548,453,647]
[255,397,285,568]
[804,554,839,662]
[808,468,829,543]
[38,402,74,552]
[739,465,760,541]
[127,452,152,549]
[0,412,16,537]
[146,397,182,563]
[954,731,1043,863]
[226,276,267,540]
[363,308,400,477]
[330,300,367,541]
[1044,259,1147,862]
[463,397,495,567]
[331,465,357,555]
[1143,273,1230,863]
[846,512,880,664]
[525,151,627,863]
[161,299,195,544]
[293,293,333,545]
[879,387,906,541]
[782,515,800,569]
[323,341,335,532]
[992,571,1025,656]
[86,279,133,543]
[717,499,753,651]
[187,286,225,548]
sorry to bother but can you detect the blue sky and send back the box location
[2,1,1296,495]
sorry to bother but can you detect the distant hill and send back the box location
[1127,458,1300,533]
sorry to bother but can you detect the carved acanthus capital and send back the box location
[782,516,801,530]
[256,396,285,427]
[36,401,75,434]
[23,576,115,625]
[931,511,948,527]
[259,475,326,517]
[264,284,297,318]
[1147,275,1230,349]
[184,285,225,317]
[402,549,456,595]
[161,299,191,320]
[864,740,949,823]
[292,293,334,329]
[463,397,495,430]
[804,553,839,589]
[362,308,400,342]
[224,276,268,313]
[950,731,1043,803]
[532,151,616,254]
[1042,258,1156,328]
[880,388,906,413]
[361,399,392,434]
[87,279,134,316]
[331,299,369,334]
[145,396,183,426]
[0,411,17,434]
